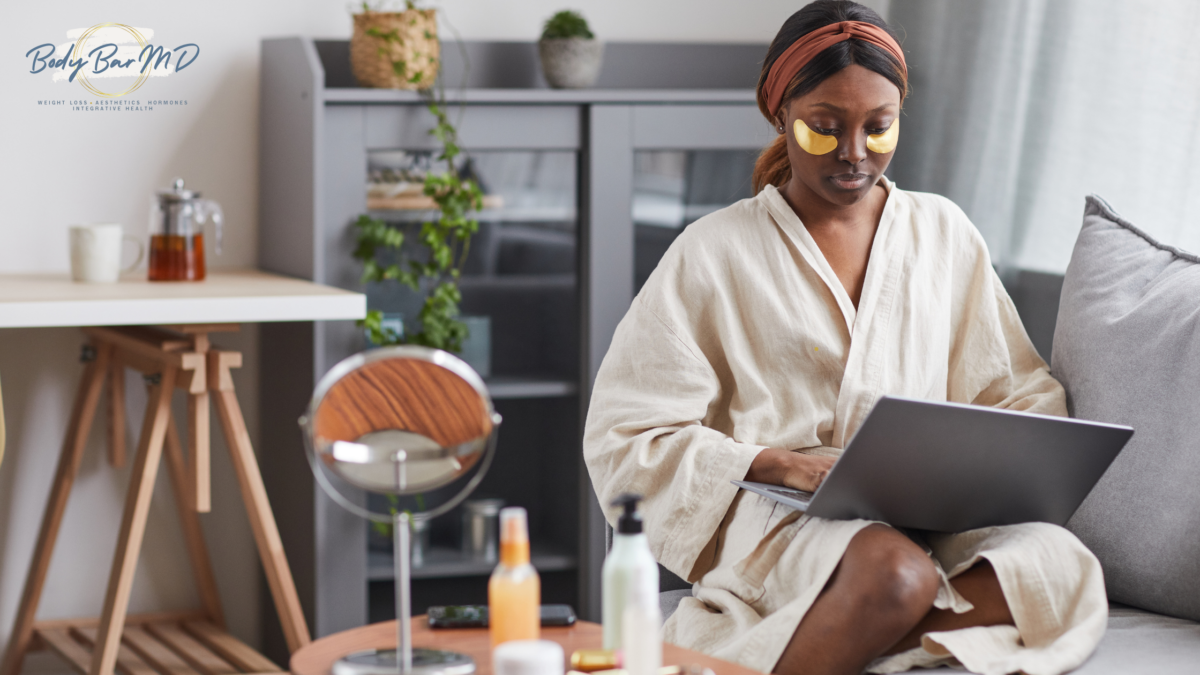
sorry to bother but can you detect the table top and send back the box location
[0,270,366,328]
[290,617,763,675]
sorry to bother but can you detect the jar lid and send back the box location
[157,177,201,202]
[493,640,564,675]
[464,498,506,515]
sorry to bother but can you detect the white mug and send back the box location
[69,224,144,283]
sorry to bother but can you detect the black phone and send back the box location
[540,604,577,626]
[427,604,577,628]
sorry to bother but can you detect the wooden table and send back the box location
[290,618,763,675]
[0,270,365,675]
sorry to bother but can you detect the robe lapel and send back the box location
[762,186,859,334]
[832,179,903,447]
[760,180,904,449]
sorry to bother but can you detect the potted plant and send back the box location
[351,4,483,356]
[538,10,603,89]
[353,113,482,354]
[350,1,440,90]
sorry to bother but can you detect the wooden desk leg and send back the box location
[0,343,111,675]
[89,367,177,675]
[164,410,226,629]
[107,356,125,468]
[212,381,311,653]
[188,392,211,513]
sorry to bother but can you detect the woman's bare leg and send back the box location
[772,524,941,675]
[884,560,1014,655]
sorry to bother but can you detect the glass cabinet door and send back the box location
[633,149,759,293]
[365,148,579,380]
[362,147,582,621]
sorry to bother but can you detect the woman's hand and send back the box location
[745,447,837,493]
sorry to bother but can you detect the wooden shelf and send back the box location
[369,205,576,223]
[369,543,578,581]
[457,274,575,290]
[33,617,283,675]
[367,194,506,211]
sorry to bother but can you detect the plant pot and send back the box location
[350,9,439,90]
[363,312,405,348]
[538,38,604,89]
[459,315,491,378]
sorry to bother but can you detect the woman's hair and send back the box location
[752,0,907,193]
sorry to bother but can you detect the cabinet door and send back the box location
[582,102,770,380]
[580,102,771,618]
[359,107,587,620]
[365,147,580,381]
[630,106,774,293]
[632,149,761,293]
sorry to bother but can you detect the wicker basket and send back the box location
[350,9,439,90]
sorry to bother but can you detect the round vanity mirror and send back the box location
[300,346,501,675]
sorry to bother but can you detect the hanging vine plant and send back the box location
[351,5,482,354]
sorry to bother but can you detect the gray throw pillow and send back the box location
[1054,195,1200,622]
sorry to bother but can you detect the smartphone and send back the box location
[427,604,577,628]
[540,604,577,627]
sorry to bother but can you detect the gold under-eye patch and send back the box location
[793,119,838,155]
[866,118,900,154]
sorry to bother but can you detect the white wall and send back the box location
[440,0,887,43]
[0,0,887,670]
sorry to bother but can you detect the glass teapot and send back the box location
[148,178,223,281]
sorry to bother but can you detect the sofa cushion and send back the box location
[1052,195,1200,622]
[660,588,691,621]
[664,591,1200,674]
[903,606,1200,674]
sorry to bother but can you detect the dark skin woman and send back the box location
[584,1,1104,673]
[742,7,1016,675]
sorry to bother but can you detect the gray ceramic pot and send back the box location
[538,38,604,89]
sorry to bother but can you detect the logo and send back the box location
[25,23,199,98]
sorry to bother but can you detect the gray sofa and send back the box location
[658,196,1200,673]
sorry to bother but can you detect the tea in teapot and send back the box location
[148,178,223,281]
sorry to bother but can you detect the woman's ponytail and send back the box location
[752,134,791,194]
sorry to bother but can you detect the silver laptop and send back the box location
[732,396,1133,532]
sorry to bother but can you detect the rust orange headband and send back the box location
[763,21,907,117]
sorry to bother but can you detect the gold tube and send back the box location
[570,650,619,672]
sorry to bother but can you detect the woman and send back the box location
[582,2,1107,674]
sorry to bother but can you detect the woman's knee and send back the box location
[841,525,940,617]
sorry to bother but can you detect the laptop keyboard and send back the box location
[767,486,813,500]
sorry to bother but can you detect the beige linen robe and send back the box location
[583,179,1107,675]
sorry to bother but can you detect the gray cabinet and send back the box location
[257,37,769,659]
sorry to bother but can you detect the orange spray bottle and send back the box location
[489,506,540,647]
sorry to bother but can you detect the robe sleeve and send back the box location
[583,297,766,581]
[945,213,1067,417]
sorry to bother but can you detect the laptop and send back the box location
[732,396,1133,532]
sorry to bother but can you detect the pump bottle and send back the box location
[489,507,540,647]
[602,493,659,651]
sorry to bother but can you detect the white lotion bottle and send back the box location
[622,582,663,675]
[602,493,659,651]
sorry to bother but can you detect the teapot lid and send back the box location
[157,177,201,202]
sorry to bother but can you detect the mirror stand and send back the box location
[333,511,474,675]
[303,346,502,675]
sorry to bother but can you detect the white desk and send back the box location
[0,269,365,328]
